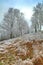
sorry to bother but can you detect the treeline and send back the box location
[0,2,43,41]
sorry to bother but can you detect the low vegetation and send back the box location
[0,37,43,65]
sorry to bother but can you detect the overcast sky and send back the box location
[0,0,42,25]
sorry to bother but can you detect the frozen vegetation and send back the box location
[0,33,43,65]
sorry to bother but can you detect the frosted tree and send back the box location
[31,14,39,32]
[17,13,29,35]
[0,8,15,38]
[12,12,29,37]
[31,3,43,32]
[0,8,29,40]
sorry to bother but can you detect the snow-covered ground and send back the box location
[0,32,43,43]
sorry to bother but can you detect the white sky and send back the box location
[21,7,33,20]
[20,7,33,26]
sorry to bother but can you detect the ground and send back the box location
[0,32,43,65]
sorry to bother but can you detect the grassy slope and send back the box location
[0,32,43,65]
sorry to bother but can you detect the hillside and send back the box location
[0,33,43,65]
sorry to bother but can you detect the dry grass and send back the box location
[0,38,43,65]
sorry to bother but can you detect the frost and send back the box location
[0,37,43,65]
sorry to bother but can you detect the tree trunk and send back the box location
[10,31,12,38]
[40,23,41,31]
[35,24,37,33]
[10,22,13,38]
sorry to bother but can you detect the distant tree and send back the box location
[31,3,43,32]
[31,15,39,32]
